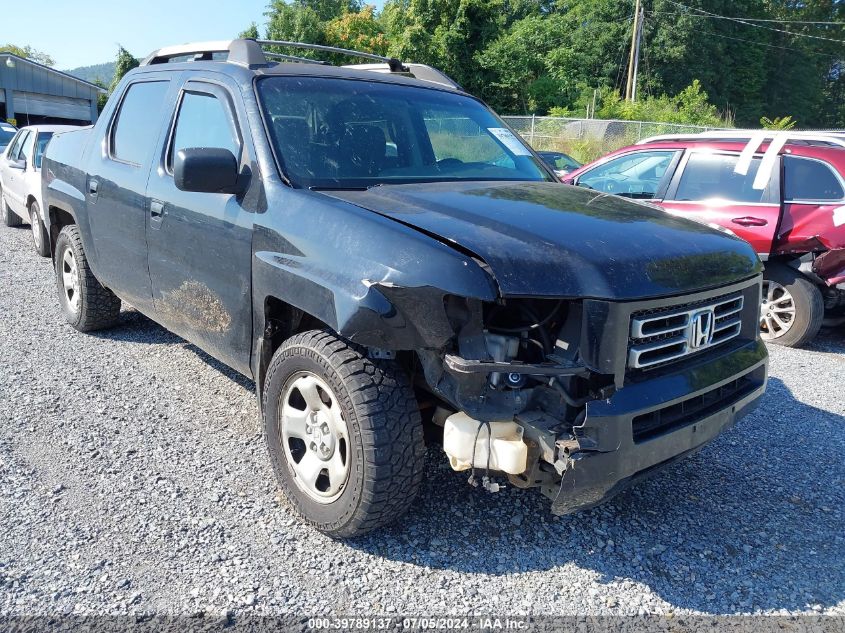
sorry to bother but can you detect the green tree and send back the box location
[760,0,844,128]
[644,0,844,127]
[266,2,326,51]
[259,0,845,127]
[641,0,768,125]
[760,115,797,130]
[267,0,362,26]
[93,78,109,112]
[0,44,55,66]
[239,23,261,39]
[109,46,140,93]
[476,15,565,113]
[476,2,632,113]
[325,7,389,55]
[576,80,729,127]
[381,0,515,101]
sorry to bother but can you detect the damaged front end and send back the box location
[814,248,845,289]
[382,276,767,515]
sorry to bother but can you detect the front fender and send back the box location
[251,188,499,353]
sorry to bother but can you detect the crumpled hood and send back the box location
[324,181,761,300]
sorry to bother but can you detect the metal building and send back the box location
[0,53,104,126]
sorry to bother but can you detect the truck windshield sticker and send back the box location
[488,128,532,156]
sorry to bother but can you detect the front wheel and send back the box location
[29,201,50,257]
[262,330,426,538]
[760,264,823,348]
[2,188,22,227]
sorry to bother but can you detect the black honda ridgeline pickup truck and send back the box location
[42,39,767,537]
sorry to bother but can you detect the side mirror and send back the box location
[10,158,26,171]
[174,148,245,194]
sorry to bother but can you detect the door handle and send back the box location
[149,200,166,229]
[731,216,768,227]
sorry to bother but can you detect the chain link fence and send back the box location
[501,115,728,163]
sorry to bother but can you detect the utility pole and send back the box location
[625,0,644,102]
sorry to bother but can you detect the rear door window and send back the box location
[784,156,844,202]
[672,153,770,203]
[110,81,170,165]
[20,131,35,164]
[576,150,679,199]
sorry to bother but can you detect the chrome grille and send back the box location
[628,294,744,369]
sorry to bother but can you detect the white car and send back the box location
[0,125,78,256]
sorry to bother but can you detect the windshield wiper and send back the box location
[309,186,369,192]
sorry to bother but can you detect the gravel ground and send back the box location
[1,221,843,619]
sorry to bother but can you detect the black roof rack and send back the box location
[141,38,406,72]
[264,52,330,65]
[139,39,461,89]
[256,39,407,72]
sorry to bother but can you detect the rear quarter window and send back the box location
[784,156,844,202]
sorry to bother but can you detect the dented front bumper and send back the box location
[543,339,768,514]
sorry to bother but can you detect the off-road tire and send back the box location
[761,264,823,348]
[54,225,121,332]
[263,330,426,538]
[2,188,22,227]
[30,200,50,257]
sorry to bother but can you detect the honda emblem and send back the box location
[689,309,715,349]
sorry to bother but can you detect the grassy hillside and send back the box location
[64,61,115,85]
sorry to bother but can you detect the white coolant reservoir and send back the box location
[443,412,528,475]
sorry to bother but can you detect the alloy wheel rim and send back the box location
[278,372,350,504]
[760,280,796,340]
[30,206,41,250]
[61,248,81,315]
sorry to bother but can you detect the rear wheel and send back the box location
[2,187,22,227]
[262,330,426,537]
[29,201,50,257]
[54,225,121,332]
[760,264,823,348]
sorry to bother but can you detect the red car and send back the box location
[563,132,845,347]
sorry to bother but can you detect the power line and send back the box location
[647,11,842,59]
[614,18,635,92]
[649,12,845,26]
[684,28,843,60]
[663,0,845,45]
[734,19,845,26]
[531,15,634,53]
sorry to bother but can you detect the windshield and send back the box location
[0,127,15,150]
[540,152,580,171]
[257,76,550,189]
